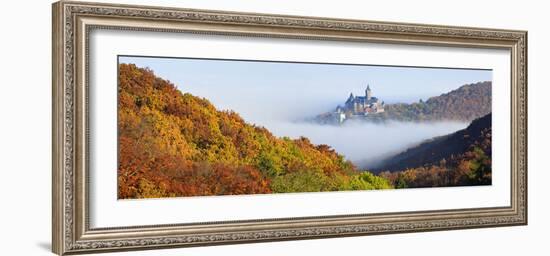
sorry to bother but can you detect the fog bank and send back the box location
[262,120,468,170]
[121,57,483,169]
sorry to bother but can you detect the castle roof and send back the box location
[352,96,379,104]
[345,85,380,105]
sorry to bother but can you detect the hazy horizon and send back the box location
[119,56,490,169]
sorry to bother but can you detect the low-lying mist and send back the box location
[258,119,468,170]
[207,93,468,171]
[122,57,486,171]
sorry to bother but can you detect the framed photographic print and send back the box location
[52,1,527,255]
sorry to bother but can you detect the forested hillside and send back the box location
[378,113,492,188]
[366,81,491,122]
[118,64,391,199]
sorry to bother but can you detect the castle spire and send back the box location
[366,84,372,100]
[346,92,354,104]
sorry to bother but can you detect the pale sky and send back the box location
[119,56,492,124]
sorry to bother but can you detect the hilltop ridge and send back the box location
[316,81,491,124]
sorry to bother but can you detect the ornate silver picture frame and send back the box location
[52,1,527,255]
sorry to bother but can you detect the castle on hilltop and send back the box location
[333,85,385,123]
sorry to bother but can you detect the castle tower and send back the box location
[366,84,372,100]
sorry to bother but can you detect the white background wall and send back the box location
[0,0,547,255]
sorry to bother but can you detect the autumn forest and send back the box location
[118,63,492,199]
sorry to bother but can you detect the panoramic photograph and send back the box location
[117,56,492,199]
